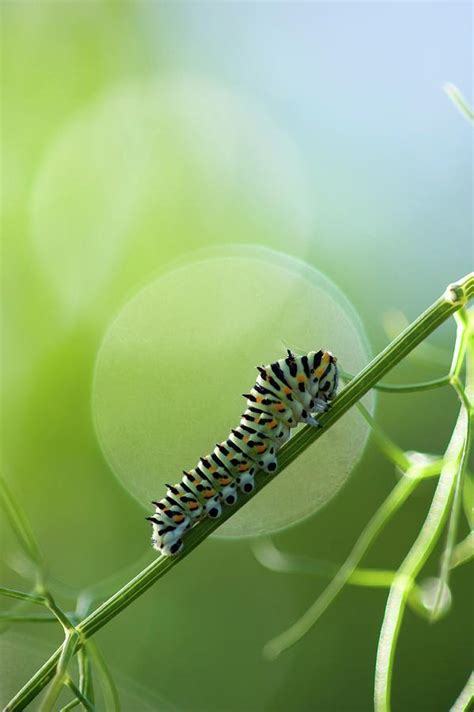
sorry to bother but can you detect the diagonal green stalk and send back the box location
[262,465,422,660]
[78,647,94,706]
[39,631,79,712]
[449,672,474,712]
[0,614,58,623]
[354,401,410,470]
[430,387,472,620]
[444,83,474,122]
[5,273,474,712]
[340,370,451,393]
[252,540,426,617]
[449,532,474,568]
[0,587,46,605]
[374,404,470,712]
[63,679,96,712]
[86,641,120,712]
[0,475,43,576]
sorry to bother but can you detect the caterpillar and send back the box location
[147,349,339,556]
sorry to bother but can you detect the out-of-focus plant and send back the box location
[255,304,473,712]
[2,272,473,712]
[255,85,474,712]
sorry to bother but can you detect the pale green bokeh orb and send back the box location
[93,246,374,538]
[31,76,314,320]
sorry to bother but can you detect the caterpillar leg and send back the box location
[204,498,222,518]
[158,537,184,556]
[220,481,238,506]
[312,397,330,413]
[237,470,256,494]
[300,410,322,428]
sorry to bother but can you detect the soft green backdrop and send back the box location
[1,2,472,711]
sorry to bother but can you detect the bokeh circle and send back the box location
[93,245,374,538]
[31,76,314,320]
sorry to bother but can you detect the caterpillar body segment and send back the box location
[148,349,339,556]
[240,409,292,446]
[184,466,223,519]
[164,482,204,520]
[227,425,278,473]
[212,442,257,494]
[199,453,239,506]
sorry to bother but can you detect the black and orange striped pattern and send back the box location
[147,349,339,555]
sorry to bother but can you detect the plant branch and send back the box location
[5,273,474,712]
[262,465,422,660]
[374,394,471,711]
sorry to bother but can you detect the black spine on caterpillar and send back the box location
[148,349,339,556]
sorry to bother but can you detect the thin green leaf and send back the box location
[0,587,45,604]
[0,475,43,570]
[462,473,474,529]
[374,406,468,712]
[341,369,450,393]
[450,532,474,569]
[86,641,120,712]
[430,387,471,619]
[78,648,94,705]
[263,470,421,660]
[6,273,474,712]
[252,538,397,587]
[355,401,410,469]
[449,672,474,712]
[39,631,79,712]
[64,678,96,712]
[444,83,474,123]
[0,613,57,623]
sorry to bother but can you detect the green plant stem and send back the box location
[39,631,79,712]
[0,614,58,623]
[41,592,75,633]
[341,371,451,393]
[449,672,474,712]
[431,390,472,619]
[263,468,421,660]
[63,679,96,712]
[450,532,474,569]
[374,405,470,712]
[59,697,80,712]
[6,273,474,711]
[444,82,474,122]
[252,539,425,617]
[0,475,43,577]
[86,641,120,712]
[355,402,410,469]
[0,587,46,604]
[78,647,94,705]
[253,540,399,587]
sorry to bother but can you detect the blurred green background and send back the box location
[1,2,472,711]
